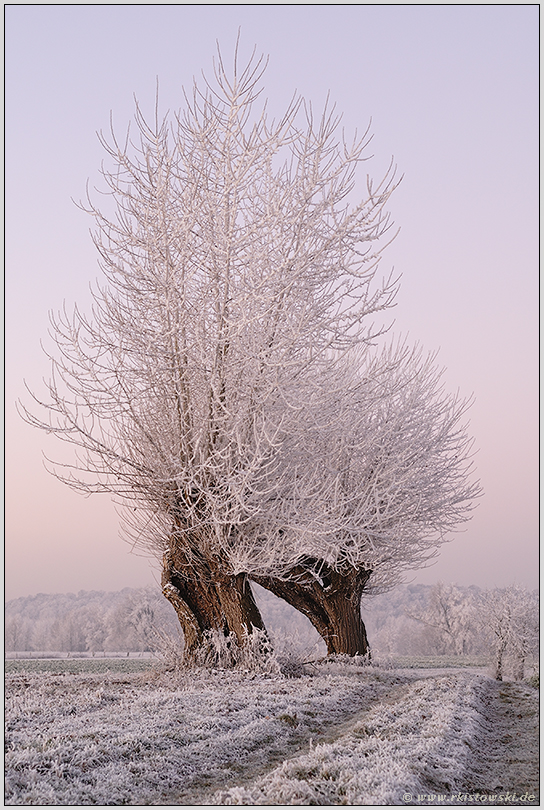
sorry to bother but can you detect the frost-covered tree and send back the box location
[22,47,478,661]
[5,615,33,652]
[480,586,539,680]
[508,589,539,681]
[82,607,108,655]
[117,591,160,652]
[405,582,479,656]
[49,613,87,653]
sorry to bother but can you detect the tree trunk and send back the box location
[493,638,508,681]
[161,548,266,662]
[252,561,372,657]
[513,654,525,682]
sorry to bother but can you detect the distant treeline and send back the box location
[5,588,179,653]
[5,583,538,678]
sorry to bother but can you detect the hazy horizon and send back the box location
[6,6,538,601]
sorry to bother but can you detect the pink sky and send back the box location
[6,6,538,600]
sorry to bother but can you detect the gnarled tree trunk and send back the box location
[253,561,372,657]
[162,547,266,662]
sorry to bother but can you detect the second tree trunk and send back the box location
[252,562,372,657]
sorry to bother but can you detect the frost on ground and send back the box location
[214,674,539,806]
[5,663,407,805]
[5,662,539,806]
[464,680,539,805]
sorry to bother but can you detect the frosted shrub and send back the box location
[269,628,325,678]
[195,628,281,675]
[152,626,282,675]
[150,627,185,674]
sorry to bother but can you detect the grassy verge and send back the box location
[4,658,157,674]
[385,655,489,669]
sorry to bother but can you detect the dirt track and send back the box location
[458,678,539,806]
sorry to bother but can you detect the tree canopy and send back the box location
[23,48,480,660]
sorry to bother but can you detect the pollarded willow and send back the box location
[22,46,479,660]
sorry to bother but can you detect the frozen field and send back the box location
[5,659,539,806]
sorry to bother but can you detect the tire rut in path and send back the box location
[165,675,414,806]
[460,679,539,806]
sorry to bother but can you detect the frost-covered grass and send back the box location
[214,673,487,805]
[6,664,401,805]
[5,658,156,675]
[384,655,489,669]
[5,663,539,806]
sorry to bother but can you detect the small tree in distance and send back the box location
[22,46,479,662]
[480,586,539,680]
[405,582,479,656]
